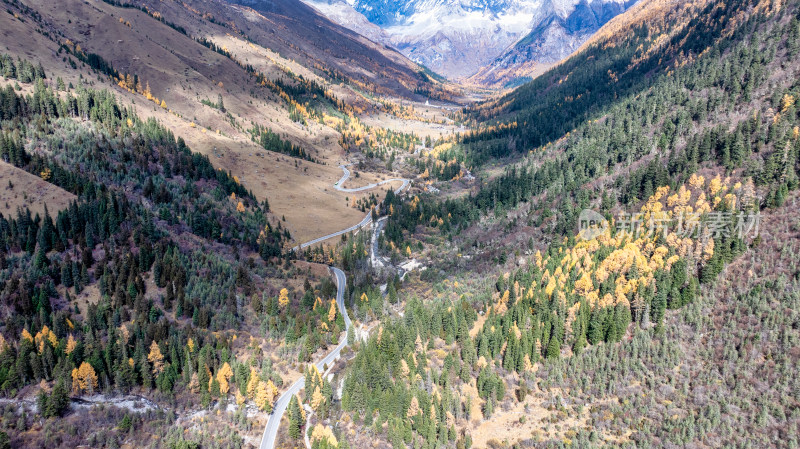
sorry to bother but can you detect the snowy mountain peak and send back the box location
[302,0,635,81]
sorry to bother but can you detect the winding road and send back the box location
[258,268,348,449]
[292,165,410,251]
[260,165,408,449]
[333,164,410,194]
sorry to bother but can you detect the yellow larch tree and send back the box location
[266,379,278,406]
[311,424,338,447]
[400,359,410,378]
[246,367,259,399]
[217,362,233,394]
[65,335,77,355]
[328,300,337,323]
[407,396,421,418]
[72,362,98,395]
[255,381,270,411]
[148,341,165,375]
[278,288,290,308]
[235,390,246,406]
[311,385,324,411]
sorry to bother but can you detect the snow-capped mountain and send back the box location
[301,0,635,82]
[468,0,637,86]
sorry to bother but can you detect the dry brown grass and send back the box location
[0,0,412,245]
[0,161,76,217]
[465,385,620,448]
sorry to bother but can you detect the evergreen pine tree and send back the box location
[288,394,303,439]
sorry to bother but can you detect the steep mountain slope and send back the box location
[462,0,744,163]
[169,0,438,98]
[0,0,452,447]
[302,0,633,80]
[0,0,454,244]
[468,0,636,87]
[313,0,800,447]
[0,61,300,448]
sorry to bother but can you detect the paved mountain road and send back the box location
[258,267,349,449]
[333,164,410,194]
[292,165,410,251]
[260,166,407,449]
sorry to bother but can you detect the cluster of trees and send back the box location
[329,2,800,448]
[250,275,347,362]
[0,54,46,83]
[382,0,800,250]
[58,41,119,80]
[248,124,317,163]
[336,122,419,160]
[0,61,306,438]
[351,192,380,214]
[341,298,476,449]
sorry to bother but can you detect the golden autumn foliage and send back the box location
[255,381,270,410]
[311,386,324,410]
[407,396,421,418]
[216,362,233,394]
[278,288,290,308]
[255,379,278,411]
[400,359,410,378]
[246,367,259,399]
[518,177,747,319]
[689,173,705,190]
[33,326,58,353]
[266,379,278,404]
[311,424,338,447]
[72,362,98,395]
[781,94,796,112]
[328,300,337,323]
[65,334,77,355]
[148,341,165,375]
[495,289,510,314]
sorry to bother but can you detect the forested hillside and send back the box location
[316,0,800,447]
[0,0,461,247]
[1,0,799,446]
[461,0,782,164]
[0,60,359,447]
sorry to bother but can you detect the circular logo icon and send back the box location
[578,209,608,240]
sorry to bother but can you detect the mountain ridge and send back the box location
[302,0,635,81]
